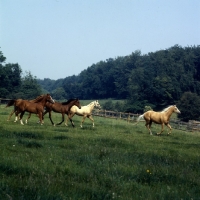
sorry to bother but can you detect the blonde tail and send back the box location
[133,114,144,125]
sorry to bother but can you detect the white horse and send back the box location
[65,100,101,128]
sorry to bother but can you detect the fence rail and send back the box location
[0,98,12,104]
[92,109,200,132]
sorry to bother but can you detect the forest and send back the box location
[1,45,200,121]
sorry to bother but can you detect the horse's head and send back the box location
[46,94,55,104]
[173,105,181,114]
[74,98,81,109]
[94,100,101,110]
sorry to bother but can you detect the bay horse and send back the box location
[37,98,81,126]
[134,105,181,135]
[65,100,101,128]
[6,94,55,125]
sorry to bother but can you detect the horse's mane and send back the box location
[86,101,95,106]
[161,105,174,113]
[31,94,45,102]
[62,98,78,105]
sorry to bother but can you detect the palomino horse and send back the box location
[40,98,81,126]
[134,105,181,135]
[65,100,101,128]
[6,94,55,125]
[6,95,45,121]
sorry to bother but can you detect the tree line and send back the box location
[1,45,200,121]
[38,45,200,121]
[0,50,42,99]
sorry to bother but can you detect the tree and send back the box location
[20,71,42,99]
[52,87,66,100]
[177,92,200,122]
[0,50,22,98]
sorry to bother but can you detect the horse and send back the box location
[134,105,181,135]
[6,95,45,121]
[65,100,101,128]
[38,98,81,126]
[6,94,55,125]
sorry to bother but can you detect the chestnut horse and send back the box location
[134,105,181,135]
[6,95,45,121]
[25,98,81,126]
[65,100,101,128]
[6,94,55,125]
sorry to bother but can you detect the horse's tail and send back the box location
[5,100,16,107]
[133,114,144,125]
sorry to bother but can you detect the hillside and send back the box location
[37,45,200,111]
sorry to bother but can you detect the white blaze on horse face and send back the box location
[50,96,55,103]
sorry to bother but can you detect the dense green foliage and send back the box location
[0,50,42,99]
[177,92,200,121]
[38,45,200,113]
[0,106,200,199]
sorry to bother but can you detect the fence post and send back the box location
[127,113,130,123]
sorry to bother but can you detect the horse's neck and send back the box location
[164,107,174,118]
[68,101,77,107]
[35,97,46,106]
[87,102,95,111]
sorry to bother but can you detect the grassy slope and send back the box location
[0,105,200,199]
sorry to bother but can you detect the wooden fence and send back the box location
[0,98,12,104]
[92,109,200,132]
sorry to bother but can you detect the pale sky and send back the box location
[1,0,200,80]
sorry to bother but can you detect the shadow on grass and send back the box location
[17,139,43,148]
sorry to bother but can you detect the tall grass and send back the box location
[0,105,200,199]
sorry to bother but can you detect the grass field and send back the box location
[0,105,200,199]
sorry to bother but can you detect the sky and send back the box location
[0,0,200,80]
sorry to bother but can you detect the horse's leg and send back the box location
[65,113,70,126]
[14,109,20,122]
[19,111,25,125]
[56,113,65,125]
[38,112,43,125]
[14,112,19,122]
[7,109,15,121]
[69,117,75,127]
[88,115,94,127]
[66,113,75,127]
[47,111,55,125]
[166,123,172,135]
[157,123,164,135]
[145,121,153,135]
[41,110,48,124]
[25,113,32,124]
[80,116,87,128]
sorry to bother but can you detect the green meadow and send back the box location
[0,105,200,200]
